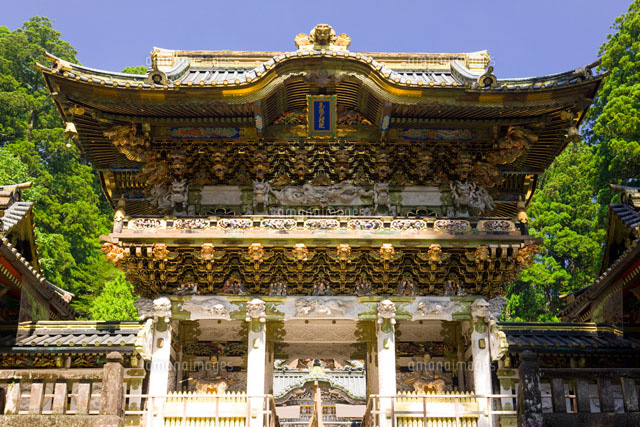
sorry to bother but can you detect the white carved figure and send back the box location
[149,179,189,214]
[271,181,369,206]
[449,180,495,215]
[245,298,266,322]
[134,298,154,320]
[373,182,391,213]
[169,179,189,211]
[153,296,172,322]
[149,184,172,213]
[377,299,396,324]
[294,298,349,317]
[471,298,491,321]
[252,180,271,210]
[183,297,230,319]
[415,300,460,320]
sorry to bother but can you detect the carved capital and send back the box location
[377,299,396,325]
[245,298,266,323]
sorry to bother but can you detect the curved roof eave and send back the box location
[40,50,604,100]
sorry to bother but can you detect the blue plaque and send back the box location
[307,95,336,138]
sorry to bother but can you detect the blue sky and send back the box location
[3,0,632,78]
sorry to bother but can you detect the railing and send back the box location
[362,393,517,427]
[124,392,280,427]
[539,368,640,415]
[0,368,104,415]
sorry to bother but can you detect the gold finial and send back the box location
[295,24,350,52]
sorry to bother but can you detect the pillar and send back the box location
[517,350,543,427]
[101,351,125,417]
[147,297,173,427]
[376,299,397,427]
[246,299,267,427]
[471,299,492,427]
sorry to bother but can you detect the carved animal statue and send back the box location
[252,180,271,209]
[450,181,495,215]
[169,179,189,210]
[374,182,391,213]
[471,298,491,321]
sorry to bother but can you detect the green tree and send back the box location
[89,273,137,321]
[506,141,605,321]
[586,0,640,220]
[121,65,147,75]
[0,17,136,316]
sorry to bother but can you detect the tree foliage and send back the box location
[89,273,137,321]
[506,141,605,321]
[0,17,135,317]
[121,65,148,75]
[586,0,640,219]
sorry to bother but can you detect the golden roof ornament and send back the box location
[295,24,351,52]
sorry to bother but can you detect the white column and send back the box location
[376,300,397,427]
[147,297,173,427]
[471,299,492,427]
[246,299,267,427]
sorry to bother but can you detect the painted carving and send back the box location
[517,244,540,267]
[425,244,450,266]
[294,298,350,317]
[449,180,495,215]
[200,243,215,261]
[245,298,266,322]
[311,275,332,296]
[355,275,372,296]
[194,379,230,394]
[395,276,416,296]
[377,299,396,324]
[292,243,310,261]
[414,300,460,320]
[247,243,264,262]
[101,242,125,265]
[337,105,372,125]
[152,243,169,260]
[466,246,490,263]
[269,279,287,296]
[133,298,153,320]
[221,278,246,295]
[487,126,538,165]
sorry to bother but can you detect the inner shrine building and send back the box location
[3,23,638,427]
